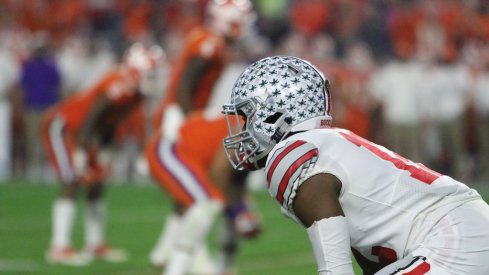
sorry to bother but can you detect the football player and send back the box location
[146,0,258,274]
[41,43,163,266]
[222,56,489,275]
[146,109,261,275]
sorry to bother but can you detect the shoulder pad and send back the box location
[265,140,319,207]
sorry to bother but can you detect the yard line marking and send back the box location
[0,259,38,272]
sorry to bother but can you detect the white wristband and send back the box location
[307,216,355,275]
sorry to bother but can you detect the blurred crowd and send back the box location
[1,0,489,189]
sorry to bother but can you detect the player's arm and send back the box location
[77,94,111,149]
[176,56,213,114]
[293,173,343,227]
[293,174,354,275]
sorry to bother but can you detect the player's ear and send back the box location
[292,173,343,227]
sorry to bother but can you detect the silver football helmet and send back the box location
[222,56,332,171]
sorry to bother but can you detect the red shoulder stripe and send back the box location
[266,140,306,187]
[276,148,318,205]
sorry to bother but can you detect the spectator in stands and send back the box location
[369,44,425,163]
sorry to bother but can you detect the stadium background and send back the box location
[1,0,489,274]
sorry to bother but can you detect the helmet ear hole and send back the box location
[263,112,283,124]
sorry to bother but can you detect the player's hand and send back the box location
[234,210,262,239]
[72,148,88,177]
[162,104,185,141]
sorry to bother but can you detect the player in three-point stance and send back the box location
[41,43,163,266]
[222,56,489,275]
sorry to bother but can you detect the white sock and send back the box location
[84,199,106,248]
[164,201,222,275]
[163,249,192,275]
[150,213,182,265]
[51,198,75,249]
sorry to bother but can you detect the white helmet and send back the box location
[222,56,332,171]
[207,0,254,39]
[123,42,164,76]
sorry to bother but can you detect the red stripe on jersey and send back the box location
[276,148,318,204]
[403,261,430,275]
[267,140,306,187]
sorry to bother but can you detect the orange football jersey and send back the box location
[54,66,143,134]
[153,26,229,128]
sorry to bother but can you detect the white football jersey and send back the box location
[265,127,481,267]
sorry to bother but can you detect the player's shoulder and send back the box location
[264,129,341,205]
[265,128,353,188]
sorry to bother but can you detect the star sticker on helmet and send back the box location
[258,71,266,77]
[272,89,281,97]
[308,107,316,115]
[291,77,300,84]
[307,84,314,91]
[259,80,268,87]
[265,126,274,134]
[281,72,291,79]
[285,93,295,101]
[302,74,311,81]
[254,122,264,130]
[298,99,307,106]
[287,104,296,112]
[298,111,306,119]
[250,85,257,92]
[266,105,274,112]
[257,111,266,119]
[269,70,277,75]
[281,82,291,89]
[297,87,306,95]
[270,79,279,86]
[277,99,286,108]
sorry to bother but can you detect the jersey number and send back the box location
[339,131,441,184]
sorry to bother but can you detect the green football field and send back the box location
[1,182,363,274]
[2,182,488,275]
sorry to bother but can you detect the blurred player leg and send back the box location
[47,196,91,266]
[149,212,182,267]
[83,183,128,262]
[216,218,239,275]
[42,115,90,265]
[163,201,223,275]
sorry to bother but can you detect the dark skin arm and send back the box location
[176,56,213,114]
[292,173,344,227]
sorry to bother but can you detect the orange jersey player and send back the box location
[41,43,163,266]
[145,1,259,274]
[146,109,261,274]
[42,65,143,185]
[152,0,255,139]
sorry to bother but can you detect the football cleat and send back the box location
[45,246,90,266]
[83,244,128,263]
